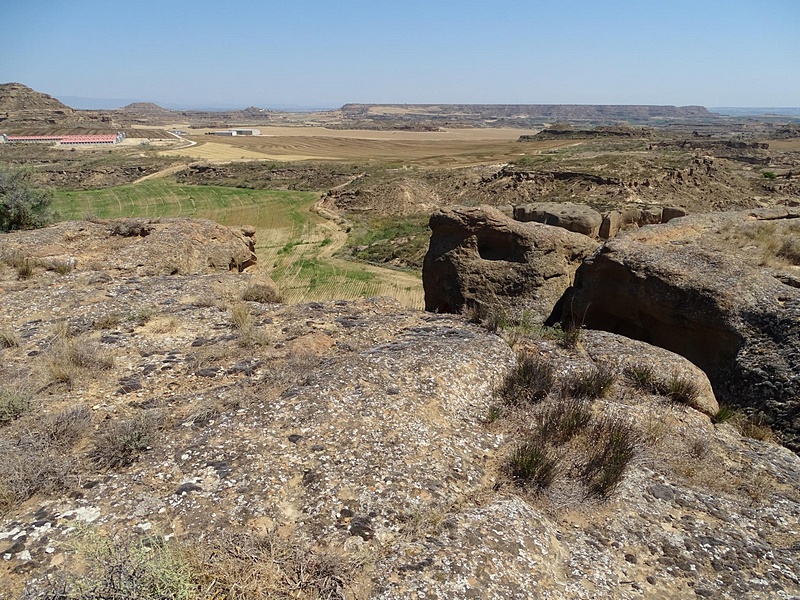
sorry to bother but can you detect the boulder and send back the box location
[599,210,621,239]
[560,207,800,450]
[514,201,603,237]
[423,206,599,322]
[662,206,688,222]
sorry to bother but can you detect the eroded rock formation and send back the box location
[561,207,800,450]
[423,206,599,321]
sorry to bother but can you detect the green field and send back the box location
[52,180,318,230]
[52,180,424,307]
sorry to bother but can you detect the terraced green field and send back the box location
[52,180,424,307]
[52,180,316,229]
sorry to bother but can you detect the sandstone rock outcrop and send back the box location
[514,201,603,237]
[560,207,800,450]
[423,206,599,321]
[0,217,257,277]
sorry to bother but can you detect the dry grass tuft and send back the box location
[498,354,556,406]
[241,282,283,304]
[45,336,114,387]
[0,327,20,348]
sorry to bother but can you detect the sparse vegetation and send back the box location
[499,354,556,406]
[582,416,640,497]
[625,365,700,407]
[536,397,593,444]
[563,362,616,399]
[508,439,560,490]
[90,412,161,469]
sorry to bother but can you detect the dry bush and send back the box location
[90,412,163,469]
[0,435,78,514]
[498,355,556,406]
[41,405,93,446]
[241,282,283,304]
[37,530,369,600]
[733,412,776,443]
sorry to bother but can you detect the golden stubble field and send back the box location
[162,126,573,166]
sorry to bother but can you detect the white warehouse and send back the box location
[210,129,261,136]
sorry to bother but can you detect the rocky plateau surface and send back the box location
[0,218,798,598]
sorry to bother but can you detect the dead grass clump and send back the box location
[0,327,20,348]
[230,302,254,330]
[45,337,114,387]
[93,313,124,330]
[241,282,283,304]
[190,531,368,600]
[498,355,556,406]
[90,412,162,469]
[734,412,776,443]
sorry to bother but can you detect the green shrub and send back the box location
[499,355,556,406]
[0,165,53,232]
[582,417,639,497]
[663,373,700,406]
[762,171,778,179]
[712,405,737,424]
[508,440,559,490]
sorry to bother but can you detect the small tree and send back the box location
[0,166,53,232]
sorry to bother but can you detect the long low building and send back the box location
[1,132,125,145]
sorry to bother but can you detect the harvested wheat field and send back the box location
[163,127,573,166]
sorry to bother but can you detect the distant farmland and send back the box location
[52,180,423,307]
[3,127,168,138]
[163,127,574,166]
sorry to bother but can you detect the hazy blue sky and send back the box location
[2,0,797,109]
